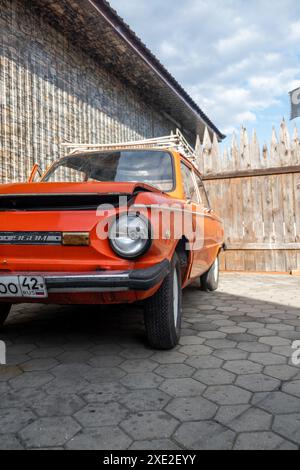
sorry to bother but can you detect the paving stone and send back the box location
[120,412,178,440]
[213,348,248,360]
[0,434,24,450]
[174,421,235,450]
[203,385,251,405]
[87,355,124,368]
[0,387,48,409]
[215,405,250,425]
[277,331,300,341]
[129,439,180,450]
[159,378,206,397]
[252,391,300,414]
[6,353,31,365]
[120,359,157,373]
[119,389,171,412]
[227,407,272,432]
[0,366,23,381]
[20,358,59,371]
[238,342,270,353]
[155,364,195,379]
[264,364,299,381]
[236,373,280,392]
[179,345,213,356]
[282,380,300,398]
[273,414,300,445]
[19,417,81,448]
[197,331,226,339]
[196,304,216,311]
[84,367,126,383]
[31,394,85,417]
[8,344,37,355]
[75,402,128,427]
[119,348,153,359]
[50,363,92,378]
[259,336,291,346]
[185,355,223,369]
[268,324,294,332]
[29,347,64,358]
[166,396,217,421]
[66,427,132,450]
[234,431,297,450]
[248,328,278,337]
[226,333,257,343]
[56,351,92,364]
[219,327,247,334]
[205,339,237,350]
[179,336,205,346]
[240,322,264,329]
[249,352,286,366]
[194,368,235,385]
[151,351,187,364]
[0,408,35,433]
[89,344,123,355]
[223,360,263,374]
[9,371,54,389]
[192,323,218,332]
[80,382,128,403]
[45,377,90,395]
[272,346,296,358]
[120,373,163,389]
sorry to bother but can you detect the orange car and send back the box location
[0,132,224,349]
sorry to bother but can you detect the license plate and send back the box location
[0,276,48,298]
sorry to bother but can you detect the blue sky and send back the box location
[109,0,300,147]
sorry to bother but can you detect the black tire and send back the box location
[144,254,182,350]
[201,256,219,291]
[0,303,11,328]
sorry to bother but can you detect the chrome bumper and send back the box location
[0,260,170,294]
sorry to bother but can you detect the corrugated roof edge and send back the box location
[91,0,226,141]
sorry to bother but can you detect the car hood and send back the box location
[0,181,162,196]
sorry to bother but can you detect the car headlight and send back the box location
[109,213,151,259]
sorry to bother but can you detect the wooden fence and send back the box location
[195,119,300,273]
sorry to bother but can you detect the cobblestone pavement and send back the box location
[0,273,300,450]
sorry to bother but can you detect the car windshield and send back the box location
[43,150,174,191]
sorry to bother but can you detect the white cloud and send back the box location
[216,28,262,55]
[289,21,300,41]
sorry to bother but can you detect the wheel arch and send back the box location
[174,236,191,285]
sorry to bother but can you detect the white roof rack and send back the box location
[61,129,197,162]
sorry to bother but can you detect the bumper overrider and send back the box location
[0,260,170,294]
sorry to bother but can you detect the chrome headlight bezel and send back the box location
[108,213,152,260]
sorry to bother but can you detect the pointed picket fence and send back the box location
[196,120,300,273]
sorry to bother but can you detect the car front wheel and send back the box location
[0,303,12,328]
[144,254,182,350]
[201,255,219,291]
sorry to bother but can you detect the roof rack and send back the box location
[61,129,197,162]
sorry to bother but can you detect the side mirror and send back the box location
[28,164,43,183]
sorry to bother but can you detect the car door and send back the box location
[180,161,205,278]
[193,171,221,273]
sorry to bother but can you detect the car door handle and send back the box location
[204,208,213,214]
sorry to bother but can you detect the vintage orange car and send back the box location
[0,131,224,349]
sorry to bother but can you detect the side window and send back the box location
[180,162,198,202]
[194,173,210,208]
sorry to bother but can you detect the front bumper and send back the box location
[0,259,170,294]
